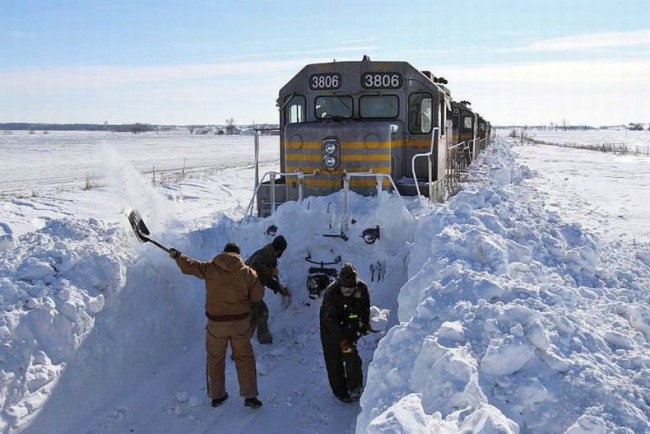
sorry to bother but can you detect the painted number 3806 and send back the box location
[361,72,402,89]
[309,73,341,90]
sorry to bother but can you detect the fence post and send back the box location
[254,130,260,191]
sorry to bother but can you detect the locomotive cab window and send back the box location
[462,115,473,132]
[315,96,353,119]
[408,92,433,134]
[284,95,305,125]
[360,95,399,119]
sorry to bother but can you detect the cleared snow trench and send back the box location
[14,191,415,433]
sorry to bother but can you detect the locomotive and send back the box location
[452,100,491,167]
[246,56,491,298]
[252,55,490,217]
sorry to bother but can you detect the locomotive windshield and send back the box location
[315,96,353,119]
[359,95,399,119]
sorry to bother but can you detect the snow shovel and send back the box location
[280,286,292,311]
[127,209,170,253]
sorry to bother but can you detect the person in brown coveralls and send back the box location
[169,242,264,409]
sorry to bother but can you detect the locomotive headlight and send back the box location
[322,139,340,169]
[324,142,337,154]
[323,155,338,168]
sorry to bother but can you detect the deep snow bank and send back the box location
[0,218,133,430]
[357,138,650,433]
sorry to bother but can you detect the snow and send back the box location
[1,129,649,433]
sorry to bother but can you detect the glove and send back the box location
[169,248,180,259]
[340,340,354,354]
[278,286,290,297]
[361,323,372,336]
[271,267,279,277]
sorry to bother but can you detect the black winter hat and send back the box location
[223,242,241,254]
[272,235,287,252]
[339,263,357,286]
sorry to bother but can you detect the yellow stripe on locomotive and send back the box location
[285,137,395,189]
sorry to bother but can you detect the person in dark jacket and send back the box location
[319,263,371,403]
[169,242,264,409]
[245,235,290,344]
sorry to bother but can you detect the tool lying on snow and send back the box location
[127,209,170,253]
[280,286,292,310]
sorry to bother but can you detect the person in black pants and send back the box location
[319,263,371,403]
[245,235,289,344]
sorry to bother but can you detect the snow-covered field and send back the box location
[1,129,649,433]
[0,131,279,238]
[515,128,650,155]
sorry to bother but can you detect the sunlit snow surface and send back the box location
[1,129,649,433]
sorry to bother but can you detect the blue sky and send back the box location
[1,0,649,126]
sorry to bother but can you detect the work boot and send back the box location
[211,393,229,407]
[350,387,363,402]
[336,393,353,403]
[244,397,263,409]
[257,331,273,345]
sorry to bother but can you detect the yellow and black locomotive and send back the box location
[255,56,489,217]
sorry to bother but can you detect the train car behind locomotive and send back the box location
[255,56,456,217]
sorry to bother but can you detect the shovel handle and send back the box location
[145,236,170,253]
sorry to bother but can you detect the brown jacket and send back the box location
[174,252,263,319]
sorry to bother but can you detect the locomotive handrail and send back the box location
[246,167,403,241]
[448,141,466,150]
[476,137,486,155]
[339,171,401,240]
[244,170,319,218]
[341,171,402,198]
[446,140,469,188]
[448,140,467,173]
[450,140,472,171]
[467,138,476,162]
[411,127,440,201]
[253,128,280,190]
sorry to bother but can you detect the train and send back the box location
[251,55,491,217]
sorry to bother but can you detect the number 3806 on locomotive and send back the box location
[254,55,491,217]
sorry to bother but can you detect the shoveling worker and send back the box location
[319,263,371,403]
[245,235,290,344]
[168,242,264,409]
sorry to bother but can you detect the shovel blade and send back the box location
[126,210,170,253]
[127,210,151,243]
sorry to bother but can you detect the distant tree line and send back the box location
[497,124,597,131]
[0,122,155,133]
[0,122,281,134]
[627,123,645,131]
[499,123,650,131]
